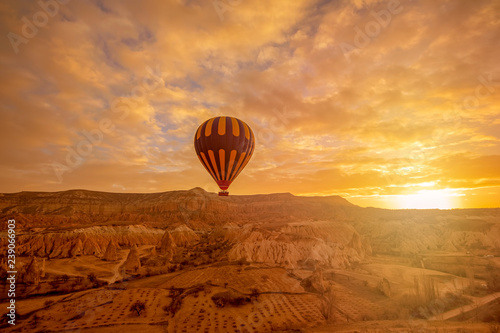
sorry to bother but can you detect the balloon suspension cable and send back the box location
[218,191,229,196]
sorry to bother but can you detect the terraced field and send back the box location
[166,290,325,332]
[5,264,329,332]
[4,258,498,332]
[156,266,303,293]
[18,288,170,332]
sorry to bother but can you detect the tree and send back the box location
[250,288,260,301]
[164,298,182,316]
[87,273,97,283]
[169,287,184,297]
[130,301,146,316]
[32,314,40,327]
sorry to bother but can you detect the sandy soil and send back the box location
[2,252,499,332]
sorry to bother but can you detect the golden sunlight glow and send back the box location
[0,1,498,209]
[396,189,458,209]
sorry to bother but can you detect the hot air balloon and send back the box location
[194,116,255,196]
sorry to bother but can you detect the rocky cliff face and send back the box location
[351,208,500,256]
[227,221,365,269]
[8,225,163,258]
[0,188,365,265]
[0,188,355,229]
[1,188,498,267]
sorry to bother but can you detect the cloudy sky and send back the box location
[1,0,499,209]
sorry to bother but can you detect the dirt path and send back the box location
[429,292,500,320]
[106,249,130,284]
[44,267,85,277]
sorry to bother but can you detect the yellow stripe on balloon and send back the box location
[205,118,215,136]
[242,122,250,139]
[232,153,252,181]
[218,116,226,135]
[229,152,246,181]
[200,152,216,180]
[226,150,237,180]
[196,125,202,140]
[208,150,221,180]
[232,117,240,136]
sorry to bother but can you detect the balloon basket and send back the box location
[218,191,229,196]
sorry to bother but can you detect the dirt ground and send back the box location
[2,252,499,332]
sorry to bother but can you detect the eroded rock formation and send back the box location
[104,240,118,261]
[227,221,365,268]
[158,231,176,260]
[170,225,199,246]
[124,246,141,272]
[301,268,326,294]
[20,257,41,285]
[1,188,499,267]
[11,225,163,259]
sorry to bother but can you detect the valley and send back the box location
[0,188,499,332]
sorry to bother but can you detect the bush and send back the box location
[211,291,250,308]
[169,287,184,297]
[185,284,205,296]
[250,288,260,300]
[400,291,471,319]
[164,298,182,316]
[87,273,97,283]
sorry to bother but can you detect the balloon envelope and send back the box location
[194,116,255,193]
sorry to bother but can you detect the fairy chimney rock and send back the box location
[159,231,177,260]
[22,257,41,285]
[104,240,118,261]
[124,245,141,272]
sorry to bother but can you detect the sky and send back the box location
[0,0,499,209]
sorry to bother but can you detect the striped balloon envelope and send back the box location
[194,116,255,196]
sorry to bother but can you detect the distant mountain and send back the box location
[0,188,364,268]
[0,187,356,229]
[0,188,499,267]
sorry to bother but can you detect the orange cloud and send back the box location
[0,0,498,208]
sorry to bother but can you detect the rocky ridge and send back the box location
[12,225,163,258]
[1,188,499,269]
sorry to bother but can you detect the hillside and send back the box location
[1,188,499,332]
[1,188,499,259]
[0,187,354,229]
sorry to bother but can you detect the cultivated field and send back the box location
[2,251,499,332]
